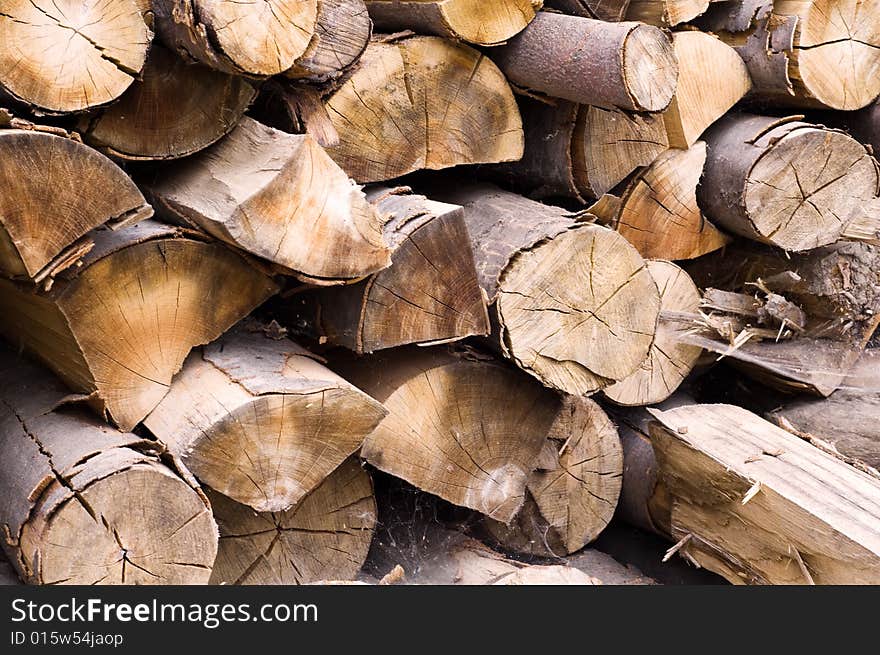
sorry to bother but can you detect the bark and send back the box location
[144,324,386,512]
[80,45,257,161]
[143,116,391,284]
[208,458,376,584]
[626,0,724,26]
[0,0,152,114]
[0,348,217,585]
[545,0,631,22]
[698,114,879,252]
[324,35,523,183]
[490,12,678,112]
[0,221,279,431]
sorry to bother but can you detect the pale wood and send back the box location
[208,458,376,584]
[144,117,391,284]
[145,325,386,512]
[626,0,721,26]
[649,403,880,584]
[325,35,523,183]
[0,348,217,585]
[0,221,278,431]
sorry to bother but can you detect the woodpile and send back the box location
[2,0,880,587]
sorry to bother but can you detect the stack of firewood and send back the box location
[1,0,879,586]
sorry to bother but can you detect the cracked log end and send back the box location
[604,261,702,406]
[0,0,151,114]
[145,117,391,283]
[208,458,376,585]
[154,0,319,77]
[325,36,524,183]
[484,396,623,557]
[0,221,279,431]
[145,327,387,512]
[0,128,152,279]
[81,45,256,161]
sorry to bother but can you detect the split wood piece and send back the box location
[333,347,559,523]
[604,261,702,406]
[324,35,523,183]
[0,0,152,114]
[545,0,631,22]
[286,0,372,83]
[0,221,278,431]
[0,127,153,280]
[0,349,217,585]
[491,12,678,112]
[483,396,623,557]
[703,0,880,110]
[661,31,752,149]
[365,0,541,45]
[649,403,880,584]
[152,0,319,77]
[208,458,376,585]
[291,188,490,353]
[626,0,722,26]
[698,114,879,252]
[145,326,386,512]
[489,98,667,202]
[143,116,391,285]
[431,184,660,395]
[80,45,256,161]
[616,143,730,260]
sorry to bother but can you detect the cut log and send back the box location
[208,458,376,585]
[365,0,541,45]
[80,45,257,161]
[626,0,720,26]
[604,261,702,405]
[0,348,217,585]
[428,183,660,396]
[0,221,279,431]
[152,0,319,77]
[144,325,386,512]
[483,396,623,556]
[0,125,153,280]
[491,12,678,112]
[286,187,490,352]
[286,0,372,83]
[333,347,559,523]
[649,403,880,584]
[325,35,523,183]
[0,0,152,114]
[489,98,668,202]
[545,0,631,22]
[143,116,391,284]
[661,31,752,149]
[698,114,879,252]
[703,0,880,110]
[616,143,731,260]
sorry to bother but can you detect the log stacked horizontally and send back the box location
[1,0,880,587]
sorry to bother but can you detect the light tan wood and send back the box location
[627,0,720,26]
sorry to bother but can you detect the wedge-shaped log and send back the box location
[617,144,730,260]
[325,36,523,183]
[145,326,386,512]
[604,261,702,406]
[287,0,372,83]
[208,458,376,585]
[649,403,880,584]
[626,0,722,26]
[483,397,622,556]
[0,124,152,280]
[0,349,217,585]
[0,221,278,431]
[698,114,879,252]
[144,117,391,284]
[365,0,541,45]
[289,188,489,352]
[0,0,152,113]
[545,0,631,22]
[335,348,558,523]
[81,45,256,161]
[430,184,660,396]
[153,0,319,77]
[491,12,678,112]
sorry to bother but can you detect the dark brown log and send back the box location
[545,0,631,22]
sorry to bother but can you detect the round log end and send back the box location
[441,0,540,45]
[622,24,679,112]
